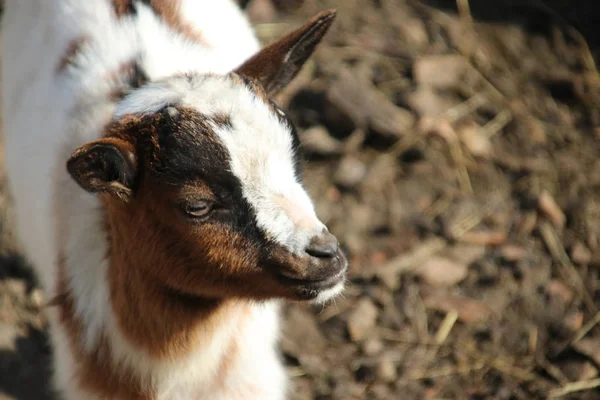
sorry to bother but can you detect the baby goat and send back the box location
[1,1,347,399]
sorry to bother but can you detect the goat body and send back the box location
[1,1,344,399]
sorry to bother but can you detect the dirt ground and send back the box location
[1,0,600,399]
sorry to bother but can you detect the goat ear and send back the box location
[235,9,336,97]
[67,138,137,200]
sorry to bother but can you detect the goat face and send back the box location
[67,11,347,303]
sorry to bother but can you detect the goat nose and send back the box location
[305,231,339,258]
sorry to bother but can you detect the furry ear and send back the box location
[235,9,336,97]
[67,137,137,200]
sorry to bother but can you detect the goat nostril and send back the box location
[305,232,339,258]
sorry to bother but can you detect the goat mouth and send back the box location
[275,269,347,300]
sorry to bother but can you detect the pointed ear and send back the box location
[235,9,336,97]
[67,137,137,200]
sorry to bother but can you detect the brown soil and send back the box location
[1,0,600,399]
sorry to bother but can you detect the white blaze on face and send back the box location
[115,74,326,254]
[207,88,326,255]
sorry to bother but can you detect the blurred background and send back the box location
[1,0,599,399]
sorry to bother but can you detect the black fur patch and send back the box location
[135,107,264,243]
[128,62,149,89]
[109,60,149,101]
[270,101,303,180]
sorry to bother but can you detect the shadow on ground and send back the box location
[0,253,53,400]
[0,330,53,400]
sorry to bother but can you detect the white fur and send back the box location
[1,1,296,399]
[312,281,346,305]
[116,74,326,254]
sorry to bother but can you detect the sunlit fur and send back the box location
[116,74,326,253]
[0,1,308,399]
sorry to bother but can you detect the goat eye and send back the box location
[184,201,213,218]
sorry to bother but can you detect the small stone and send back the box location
[362,338,384,356]
[525,117,547,144]
[333,157,367,189]
[413,55,468,89]
[458,122,492,158]
[500,245,527,262]
[347,298,379,342]
[446,243,486,266]
[564,311,584,332]
[377,359,398,382]
[396,18,429,49]
[300,126,343,156]
[367,383,393,399]
[417,256,468,287]
[459,230,507,246]
[571,242,592,264]
[423,294,492,324]
[546,279,574,303]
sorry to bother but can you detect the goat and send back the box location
[1,1,347,399]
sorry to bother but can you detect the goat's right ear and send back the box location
[235,9,336,97]
[67,138,137,200]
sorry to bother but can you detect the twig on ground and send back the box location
[549,378,600,398]
[435,311,458,344]
[539,221,597,313]
[481,109,513,138]
[456,0,474,58]
[441,92,488,122]
[572,311,600,346]
[423,193,454,219]
[448,135,473,194]
[407,360,486,381]
[537,357,570,386]
[447,199,497,239]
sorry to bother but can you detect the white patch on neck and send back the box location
[115,74,325,254]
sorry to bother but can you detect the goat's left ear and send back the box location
[235,9,336,97]
[67,137,137,201]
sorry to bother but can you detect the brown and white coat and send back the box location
[1,1,345,399]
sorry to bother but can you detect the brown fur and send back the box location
[52,7,344,397]
[54,108,287,397]
[112,0,137,16]
[103,186,278,358]
[235,10,336,96]
[110,0,208,45]
[60,99,344,397]
[53,199,260,398]
[53,254,150,399]
[56,37,88,73]
[53,250,257,398]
